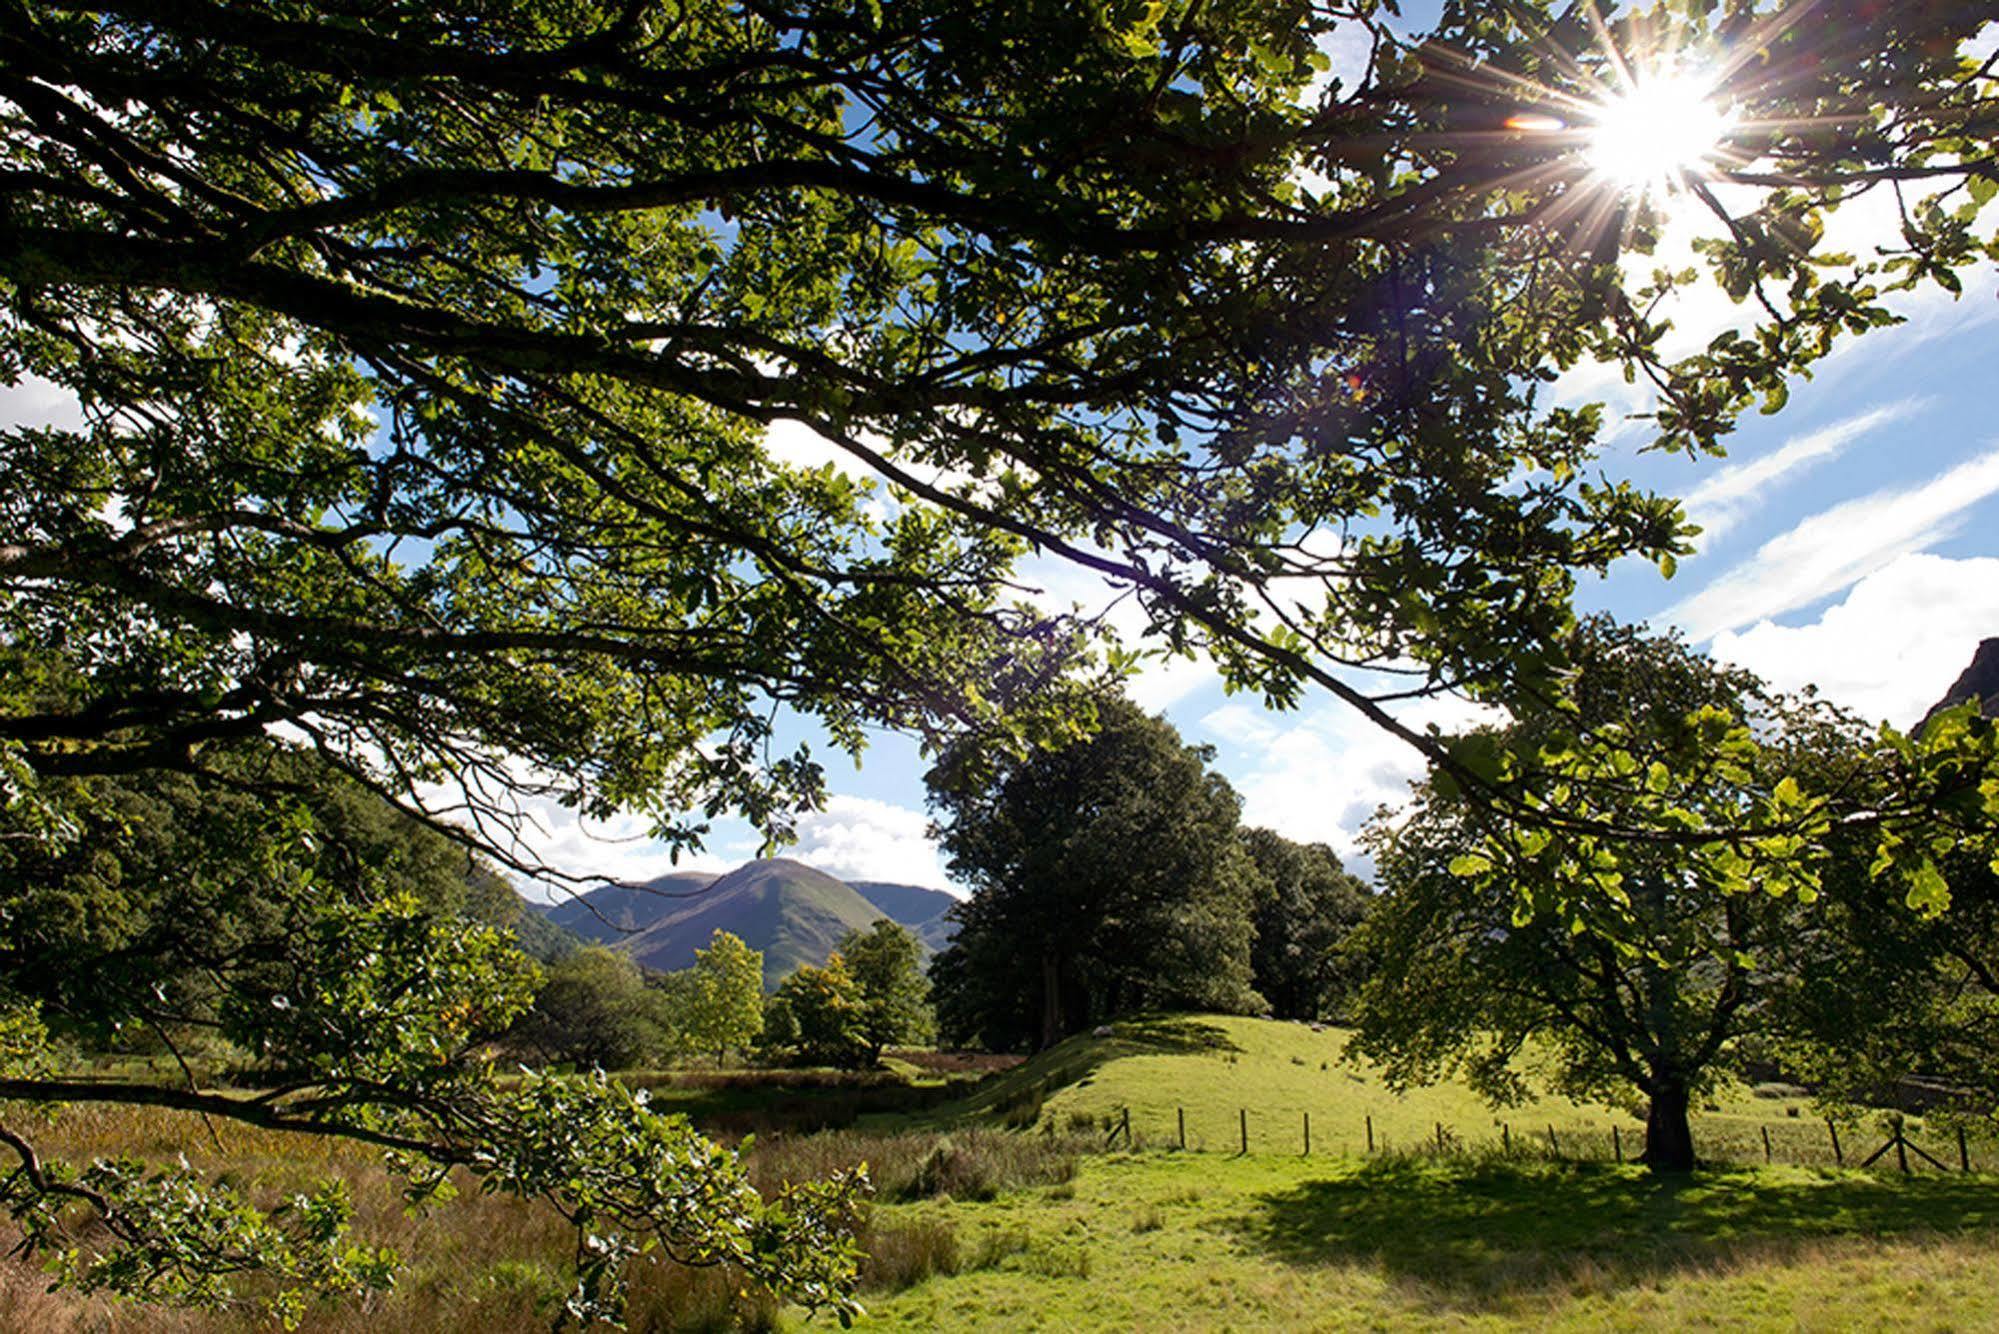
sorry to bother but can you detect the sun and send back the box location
[1585,69,1734,192]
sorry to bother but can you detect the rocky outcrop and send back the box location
[1920,637,1999,730]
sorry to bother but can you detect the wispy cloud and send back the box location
[1669,445,1999,641]
[1679,400,1921,548]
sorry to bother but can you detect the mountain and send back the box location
[541,870,722,945]
[1921,637,1999,730]
[531,860,963,985]
[850,880,959,926]
[911,907,960,954]
[837,879,960,952]
[617,858,891,987]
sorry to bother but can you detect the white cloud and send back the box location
[1201,689,1500,871]
[0,374,84,432]
[1679,400,1918,548]
[1668,444,1999,641]
[1711,552,1999,727]
[1014,552,1216,713]
[787,794,953,890]
[1968,22,1998,65]
[762,416,871,480]
[1311,22,1376,101]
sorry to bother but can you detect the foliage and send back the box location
[0,701,531,1052]
[509,946,673,1071]
[3,0,1994,883]
[766,954,874,1070]
[928,698,1261,1051]
[838,920,936,1061]
[1773,839,1999,1121]
[1240,828,1370,1021]
[5,0,1999,1317]
[676,930,767,1062]
[0,790,862,1326]
[1348,622,1860,1171]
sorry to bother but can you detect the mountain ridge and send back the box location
[536,858,960,986]
[1922,636,1999,729]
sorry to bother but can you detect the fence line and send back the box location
[1096,1103,1993,1174]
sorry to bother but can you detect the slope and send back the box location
[1922,636,1999,729]
[618,858,891,987]
[915,1013,1822,1161]
[539,870,721,944]
[849,881,958,925]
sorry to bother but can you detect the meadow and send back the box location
[11,1016,1998,1331]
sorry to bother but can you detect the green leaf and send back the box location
[1905,857,1951,915]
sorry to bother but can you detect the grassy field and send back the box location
[910,1013,1935,1169]
[13,1016,1999,1330]
[854,1152,1999,1332]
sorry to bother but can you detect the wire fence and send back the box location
[1081,1105,1993,1173]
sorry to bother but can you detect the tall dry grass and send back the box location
[0,1102,1087,1332]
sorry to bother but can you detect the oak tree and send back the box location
[838,919,935,1063]
[928,697,1261,1051]
[1349,621,1858,1172]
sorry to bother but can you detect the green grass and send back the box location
[840,1014,1999,1330]
[847,1151,1999,1331]
[904,1014,1955,1169]
[29,1017,1999,1330]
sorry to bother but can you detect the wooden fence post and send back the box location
[1613,1125,1622,1163]
[1547,1125,1559,1157]
[1177,1107,1186,1152]
[1960,1125,1971,1174]
[1239,1107,1248,1157]
[1762,1126,1773,1163]
[1502,1122,1511,1154]
[1303,1111,1311,1156]
[1827,1118,1843,1166]
[1122,1106,1131,1148]
[1435,1121,1445,1154]
[1365,1114,1374,1154]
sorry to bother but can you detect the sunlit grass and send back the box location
[13,1022,1998,1330]
[895,1014,1883,1168]
[854,1153,1999,1332]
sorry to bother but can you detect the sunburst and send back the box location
[1583,66,1736,193]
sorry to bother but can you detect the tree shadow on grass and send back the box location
[1230,1156,1999,1312]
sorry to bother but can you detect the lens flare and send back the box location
[1586,70,1733,191]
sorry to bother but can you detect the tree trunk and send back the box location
[1641,1078,1696,1173]
[1039,951,1064,1050]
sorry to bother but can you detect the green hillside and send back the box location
[920,1013,1827,1162]
[911,908,958,954]
[541,870,721,943]
[620,858,892,987]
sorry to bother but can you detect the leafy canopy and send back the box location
[929,697,1262,1051]
[838,919,935,1060]
[1351,621,1871,1171]
[3,0,1999,1316]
